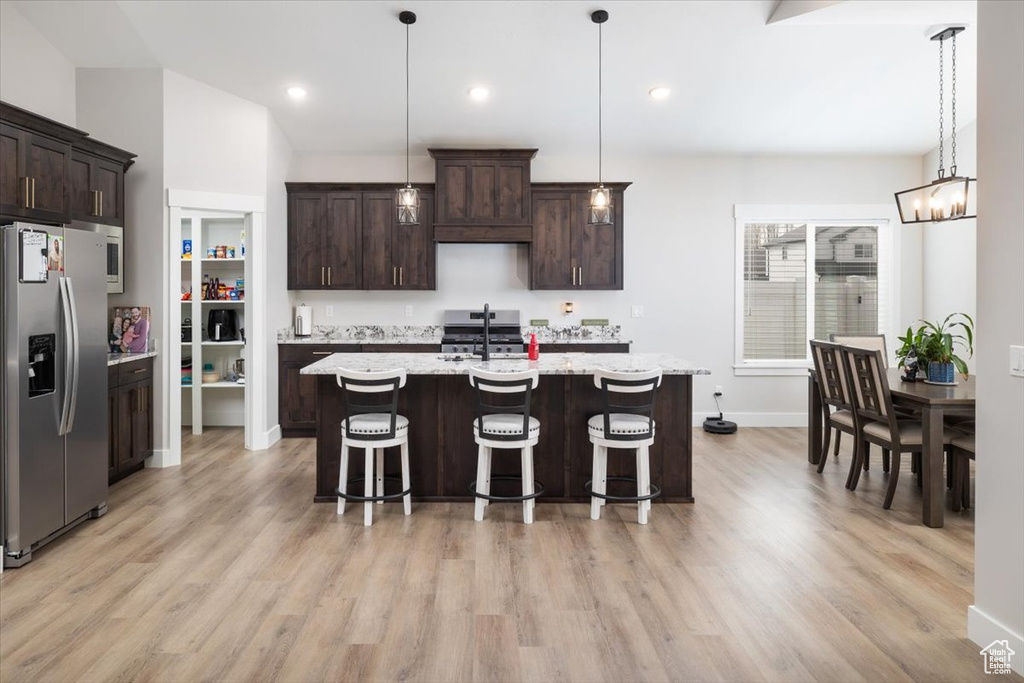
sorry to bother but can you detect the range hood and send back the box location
[429,149,538,243]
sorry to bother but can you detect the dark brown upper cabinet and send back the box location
[529,183,629,290]
[430,149,537,243]
[288,190,363,289]
[69,137,135,227]
[2,101,135,228]
[286,183,435,291]
[362,191,435,290]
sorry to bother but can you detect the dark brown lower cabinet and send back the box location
[109,357,153,484]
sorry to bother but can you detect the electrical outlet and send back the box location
[630,305,644,318]
[325,305,334,317]
[715,385,723,395]
[405,305,413,317]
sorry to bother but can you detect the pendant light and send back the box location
[588,10,613,226]
[894,26,976,225]
[396,10,420,225]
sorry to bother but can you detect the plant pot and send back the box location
[927,361,955,383]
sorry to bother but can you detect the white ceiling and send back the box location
[13,0,977,156]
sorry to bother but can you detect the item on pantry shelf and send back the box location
[240,228,245,257]
[206,247,216,258]
[181,357,193,385]
[227,247,235,258]
[182,239,192,259]
[528,333,539,361]
[216,245,226,259]
[181,317,192,342]
[202,362,220,384]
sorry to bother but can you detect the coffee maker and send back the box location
[207,309,239,342]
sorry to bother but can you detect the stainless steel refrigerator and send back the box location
[1,222,109,568]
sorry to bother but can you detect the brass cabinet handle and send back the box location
[572,266,577,286]
[578,267,583,286]
[393,266,397,286]
[312,351,332,355]
[321,266,325,286]
[31,178,36,208]
[131,368,145,374]
[21,178,29,208]
[399,266,404,286]
[327,266,332,286]
[93,190,99,216]
[98,190,103,217]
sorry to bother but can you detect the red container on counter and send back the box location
[528,333,539,361]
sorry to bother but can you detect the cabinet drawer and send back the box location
[117,358,153,385]
[108,364,119,387]
[279,344,360,363]
[361,344,440,353]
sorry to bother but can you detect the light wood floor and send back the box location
[0,427,1012,683]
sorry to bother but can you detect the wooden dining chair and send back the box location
[809,340,861,475]
[840,346,959,509]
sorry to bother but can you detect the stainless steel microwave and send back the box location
[72,221,123,293]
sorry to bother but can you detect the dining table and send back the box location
[808,367,976,528]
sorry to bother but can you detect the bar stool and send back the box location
[334,368,411,527]
[585,368,663,525]
[468,367,543,524]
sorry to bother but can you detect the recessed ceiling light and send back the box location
[468,86,490,102]
[648,86,671,100]
[287,86,307,100]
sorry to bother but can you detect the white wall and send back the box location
[265,117,294,434]
[969,0,1024,670]
[289,152,923,422]
[921,121,977,324]
[76,67,166,457]
[0,0,76,125]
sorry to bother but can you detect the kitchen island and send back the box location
[301,353,709,503]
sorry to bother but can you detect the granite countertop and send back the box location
[277,324,630,345]
[107,351,158,367]
[300,352,709,376]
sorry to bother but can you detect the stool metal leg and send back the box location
[364,448,374,527]
[400,441,412,516]
[337,441,350,516]
[521,446,535,524]
[375,449,385,505]
[475,444,489,522]
[591,444,606,521]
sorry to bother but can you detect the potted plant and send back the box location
[915,313,974,383]
[895,326,925,380]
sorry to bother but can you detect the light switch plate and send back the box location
[405,305,413,317]
[631,305,644,318]
[1011,345,1024,378]
[325,305,334,317]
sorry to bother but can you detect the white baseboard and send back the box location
[968,605,1024,675]
[249,424,282,451]
[692,412,808,428]
[145,448,180,469]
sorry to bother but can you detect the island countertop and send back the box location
[300,352,710,376]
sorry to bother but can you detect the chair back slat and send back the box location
[469,367,540,442]
[593,368,662,442]
[335,368,406,441]
[810,340,853,410]
[841,347,899,439]
[830,334,889,369]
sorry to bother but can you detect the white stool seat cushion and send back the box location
[588,413,654,438]
[342,413,409,436]
[862,419,957,446]
[473,414,540,437]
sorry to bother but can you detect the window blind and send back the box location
[742,223,807,360]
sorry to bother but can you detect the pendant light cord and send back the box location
[405,21,411,188]
[951,32,957,175]
[598,20,603,186]
[938,35,944,178]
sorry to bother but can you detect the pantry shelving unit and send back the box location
[177,212,249,435]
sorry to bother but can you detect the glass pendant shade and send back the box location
[895,175,976,225]
[588,186,613,225]
[396,186,420,225]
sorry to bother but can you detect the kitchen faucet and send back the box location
[481,302,491,361]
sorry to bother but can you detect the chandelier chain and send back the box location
[405,21,410,187]
[951,32,958,175]
[938,36,944,178]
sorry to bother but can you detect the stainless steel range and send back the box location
[441,309,525,355]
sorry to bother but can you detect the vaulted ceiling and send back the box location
[13,0,977,155]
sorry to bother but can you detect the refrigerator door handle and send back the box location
[58,278,74,436]
[65,277,81,433]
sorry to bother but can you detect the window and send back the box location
[734,209,892,375]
